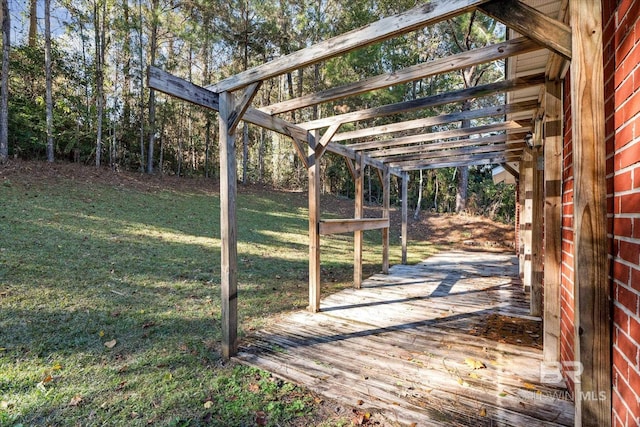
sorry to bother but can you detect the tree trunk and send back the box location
[137,0,145,171]
[146,0,159,174]
[45,0,54,162]
[29,0,37,47]
[455,100,472,213]
[242,123,248,184]
[94,0,105,167]
[0,0,9,163]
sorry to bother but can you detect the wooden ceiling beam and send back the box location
[398,154,520,171]
[479,0,571,60]
[369,134,510,159]
[298,72,545,130]
[332,100,537,142]
[386,143,513,166]
[348,120,526,151]
[261,37,541,115]
[208,0,490,93]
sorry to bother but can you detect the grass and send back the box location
[0,165,435,426]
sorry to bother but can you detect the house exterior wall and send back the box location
[560,0,640,424]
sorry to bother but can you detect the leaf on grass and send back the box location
[104,339,117,348]
[479,407,487,417]
[52,363,63,371]
[99,330,105,337]
[42,375,53,384]
[203,400,213,409]
[464,358,486,370]
[255,411,267,426]
[248,383,260,393]
[69,395,83,407]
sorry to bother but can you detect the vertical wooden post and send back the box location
[531,123,544,317]
[543,79,562,362]
[354,153,364,288]
[570,1,611,424]
[518,162,525,277]
[219,91,238,359]
[401,172,408,265]
[522,148,534,292]
[308,132,321,312]
[382,167,390,274]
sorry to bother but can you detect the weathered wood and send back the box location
[316,123,341,159]
[354,154,364,289]
[530,143,543,317]
[299,73,545,130]
[348,121,525,152]
[228,82,261,133]
[261,37,541,115]
[398,155,516,171]
[570,1,610,424]
[501,162,520,180]
[308,132,321,313]
[325,142,402,177]
[319,218,390,235]
[219,91,238,359]
[401,173,408,264]
[148,66,308,142]
[479,0,571,60]
[384,143,515,165]
[332,100,537,143]
[236,250,574,426]
[392,151,515,169]
[543,79,562,362]
[344,156,356,181]
[208,0,490,92]
[382,168,390,274]
[521,148,533,293]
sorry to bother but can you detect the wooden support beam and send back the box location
[228,82,261,133]
[479,0,571,60]
[219,91,238,359]
[385,143,513,166]
[391,151,514,169]
[518,159,526,277]
[316,123,341,159]
[299,73,545,130]
[521,149,533,293]
[332,100,537,142]
[401,173,408,264]
[208,0,490,92]
[570,0,610,424]
[501,162,520,180]
[530,144,543,317]
[543,79,562,362]
[261,37,541,115]
[319,218,390,235]
[344,157,356,181]
[308,132,321,313]
[354,154,364,289]
[348,121,525,151]
[382,168,390,274]
[149,66,308,142]
[399,154,518,171]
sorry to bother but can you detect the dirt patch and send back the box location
[468,313,542,349]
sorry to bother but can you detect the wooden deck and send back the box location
[236,250,575,426]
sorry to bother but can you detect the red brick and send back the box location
[615,305,631,333]
[620,192,640,213]
[616,123,634,150]
[634,166,640,189]
[614,259,631,283]
[615,375,638,423]
[634,218,640,238]
[612,390,627,427]
[615,171,634,192]
[631,267,640,292]
[635,66,640,92]
[616,74,635,104]
[618,240,640,264]
[617,283,639,315]
[616,90,640,125]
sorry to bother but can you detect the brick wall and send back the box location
[609,0,640,425]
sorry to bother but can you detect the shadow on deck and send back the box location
[236,250,574,426]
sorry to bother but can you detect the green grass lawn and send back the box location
[0,165,435,426]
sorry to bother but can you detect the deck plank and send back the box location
[236,250,574,426]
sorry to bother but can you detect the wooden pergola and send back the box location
[148,0,610,424]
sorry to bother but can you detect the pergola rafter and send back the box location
[148,1,612,424]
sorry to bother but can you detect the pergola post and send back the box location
[531,122,544,317]
[308,132,321,313]
[521,148,534,291]
[219,91,238,359]
[569,0,611,424]
[543,78,562,362]
[401,172,408,264]
[354,153,364,288]
[382,167,390,273]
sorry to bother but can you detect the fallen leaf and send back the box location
[203,400,213,409]
[255,410,267,426]
[142,322,156,329]
[464,358,486,370]
[52,363,63,371]
[357,399,364,406]
[523,382,537,390]
[479,407,487,417]
[498,392,508,397]
[104,339,117,348]
[469,372,480,379]
[99,330,105,337]
[42,374,53,384]
[248,383,260,393]
[69,395,83,406]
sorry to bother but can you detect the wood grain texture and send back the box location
[299,73,545,130]
[401,173,408,264]
[308,132,321,313]
[261,37,541,115]
[354,154,364,289]
[382,168,390,274]
[319,218,389,235]
[479,0,571,60]
[569,1,611,424]
[236,251,574,426]
[208,0,490,92]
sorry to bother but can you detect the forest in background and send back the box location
[1,0,516,222]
